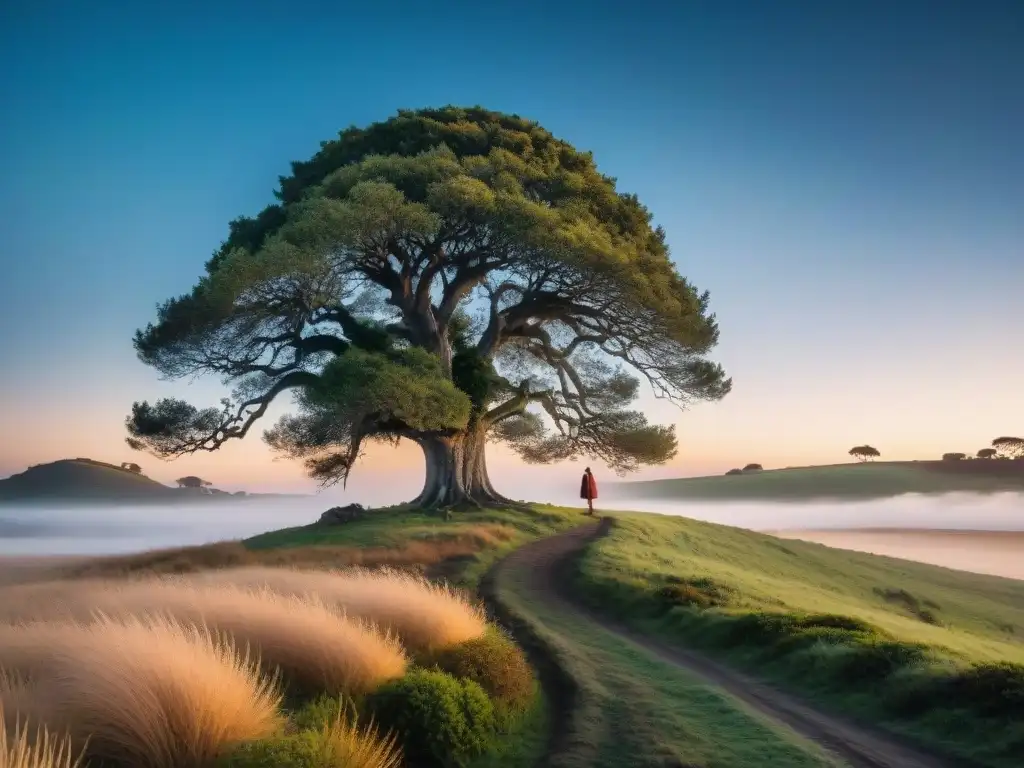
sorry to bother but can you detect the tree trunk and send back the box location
[411,427,510,508]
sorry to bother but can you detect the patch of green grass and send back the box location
[574,512,1024,767]
[494,550,842,768]
[618,461,1024,501]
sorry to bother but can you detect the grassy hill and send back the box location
[0,458,176,502]
[61,503,1024,766]
[615,460,1024,501]
[0,458,278,504]
[575,512,1024,766]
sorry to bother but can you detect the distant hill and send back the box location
[0,459,305,505]
[612,460,1024,502]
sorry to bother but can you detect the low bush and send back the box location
[423,630,534,718]
[367,669,494,768]
[658,576,731,609]
[946,662,1024,717]
[291,695,348,732]
[218,714,400,768]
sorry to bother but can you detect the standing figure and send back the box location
[580,466,598,515]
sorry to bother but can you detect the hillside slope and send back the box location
[574,512,1024,767]
[615,461,1024,501]
[0,459,177,502]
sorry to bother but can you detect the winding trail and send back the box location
[489,519,954,768]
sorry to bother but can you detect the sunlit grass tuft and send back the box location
[189,566,488,651]
[220,704,402,768]
[0,579,407,696]
[0,703,81,768]
[0,614,282,768]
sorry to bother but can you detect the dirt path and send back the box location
[495,519,955,768]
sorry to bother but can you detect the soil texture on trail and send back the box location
[494,519,954,768]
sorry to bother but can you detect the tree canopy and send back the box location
[941,452,966,461]
[992,436,1024,459]
[126,107,730,506]
[176,476,212,488]
[976,448,997,459]
[849,445,880,462]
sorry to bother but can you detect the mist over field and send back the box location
[2,491,1023,578]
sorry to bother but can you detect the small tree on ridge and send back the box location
[849,445,880,462]
[977,448,997,459]
[176,476,212,489]
[992,437,1024,459]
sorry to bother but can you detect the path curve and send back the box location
[493,519,956,768]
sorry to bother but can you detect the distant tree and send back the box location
[120,462,142,474]
[175,476,212,489]
[992,437,1024,459]
[742,463,763,472]
[725,468,743,476]
[941,452,966,461]
[976,448,997,460]
[849,445,880,462]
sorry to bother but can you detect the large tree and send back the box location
[126,107,730,507]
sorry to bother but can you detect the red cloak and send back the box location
[580,472,598,500]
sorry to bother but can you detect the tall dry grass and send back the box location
[0,615,282,768]
[0,580,407,696]
[0,703,81,768]
[189,566,488,650]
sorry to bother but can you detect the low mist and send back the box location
[1,492,1022,580]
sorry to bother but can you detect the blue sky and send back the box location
[1,1,1021,499]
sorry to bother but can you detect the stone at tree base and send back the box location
[318,503,367,524]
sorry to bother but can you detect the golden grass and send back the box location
[55,525,515,581]
[0,580,407,696]
[188,566,488,651]
[0,704,81,768]
[316,713,402,768]
[0,615,282,768]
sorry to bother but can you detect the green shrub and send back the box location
[656,584,713,609]
[218,715,400,768]
[367,669,494,768]
[827,640,927,684]
[797,614,875,633]
[425,631,534,717]
[946,662,1024,717]
[291,694,347,731]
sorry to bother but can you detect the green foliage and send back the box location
[127,106,730,495]
[451,349,499,411]
[992,436,1024,458]
[291,695,348,732]
[312,348,471,433]
[218,733,329,768]
[421,631,535,718]
[367,669,495,768]
[848,444,880,461]
[656,576,731,609]
[263,348,471,485]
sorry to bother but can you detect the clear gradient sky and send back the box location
[1,1,1021,502]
